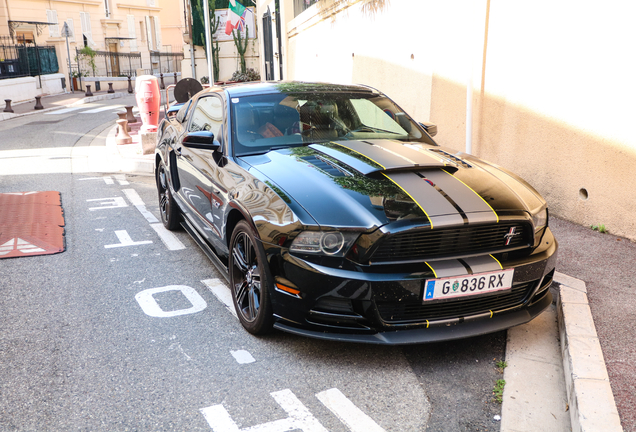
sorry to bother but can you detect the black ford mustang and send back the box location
[155,81,557,344]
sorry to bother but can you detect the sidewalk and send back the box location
[3,92,630,431]
[0,90,129,121]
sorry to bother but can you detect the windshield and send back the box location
[231,91,434,156]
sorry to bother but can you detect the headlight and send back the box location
[289,231,359,257]
[532,207,548,233]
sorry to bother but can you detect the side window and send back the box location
[189,96,224,136]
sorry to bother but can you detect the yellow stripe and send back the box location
[425,262,438,278]
[426,320,429,329]
[442,169,499,223]
[489,310,493,318]
[489,254,503,269]
[335,142,386,169]
[383,173,434,229]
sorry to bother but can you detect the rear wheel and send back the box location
[229,220,274,335]
[156,162,180,230]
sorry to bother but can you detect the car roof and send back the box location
[197,81,380,98]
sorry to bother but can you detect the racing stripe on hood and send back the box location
[383,172,463,229]
[331,141,447,170]
[422,170,499,224]
[383,169,498,228]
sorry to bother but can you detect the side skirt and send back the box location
[181,216,230,282]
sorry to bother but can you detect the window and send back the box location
[189,96,224,137]
[104,0,111,18]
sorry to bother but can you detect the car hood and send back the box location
[240,139,545,230]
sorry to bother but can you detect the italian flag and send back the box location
[225,0,246,35]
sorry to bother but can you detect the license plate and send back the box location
[423,269,515,301]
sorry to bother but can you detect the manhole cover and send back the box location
[0,191,66,259]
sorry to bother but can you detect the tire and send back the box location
[156,162,180,230]
[229,220,274,335]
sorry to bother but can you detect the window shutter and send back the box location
[80,12,96,47]
[67,18,75,42]
[145,16,154,50]
[127,15,138,51]
[47,10,59,38]
[153,16,161,51]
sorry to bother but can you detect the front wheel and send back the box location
[156,162,180,230]
[229,220,274,335]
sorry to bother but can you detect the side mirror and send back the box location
[420,122,438,137]
[182,131,221,151]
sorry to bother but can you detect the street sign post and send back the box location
[61,22,74,92]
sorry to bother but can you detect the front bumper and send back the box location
[264,228,558,345]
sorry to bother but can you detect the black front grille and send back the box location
[376,279,537,323]
[369,223,530,263]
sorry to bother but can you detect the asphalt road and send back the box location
[0,99,507,431]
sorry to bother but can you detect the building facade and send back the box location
[0,0,185,84]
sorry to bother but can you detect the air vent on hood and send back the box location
[428,149,472,168]
[301,155,352,177]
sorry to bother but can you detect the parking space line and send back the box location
[202,278,237,318]
[200,389,328,432]
[316,388,386,432]
[150,223,186,250]
[121,188,186,250]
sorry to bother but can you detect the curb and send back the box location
[554,271,623,432]
[104,124,154,174]
[0,92,128,122]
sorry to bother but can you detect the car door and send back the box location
[174,93,228,252]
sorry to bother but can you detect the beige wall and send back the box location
[282,0,636,240]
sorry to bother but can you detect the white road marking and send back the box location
[122,188,144,206]
[150,223,186,250]
[87,196,128,211]
[121,188,186,250]
[200,389,328,432]
[103,176,115,185]
[135,285,207,318]
[0,238,46,255]
[202,278,236,318]
[80,104,124,113]
[316,388,386,432]
[44,107,82,115]
[104,230,152,248]
[114,174,129,185]
[122,189,159,223]
[230,350,255,364]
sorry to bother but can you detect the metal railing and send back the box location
[0,36,59,80]
[76,48,144,78]
[150,50,184,74]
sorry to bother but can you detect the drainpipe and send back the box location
[202,0,214,84]
[466,71,473,155]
